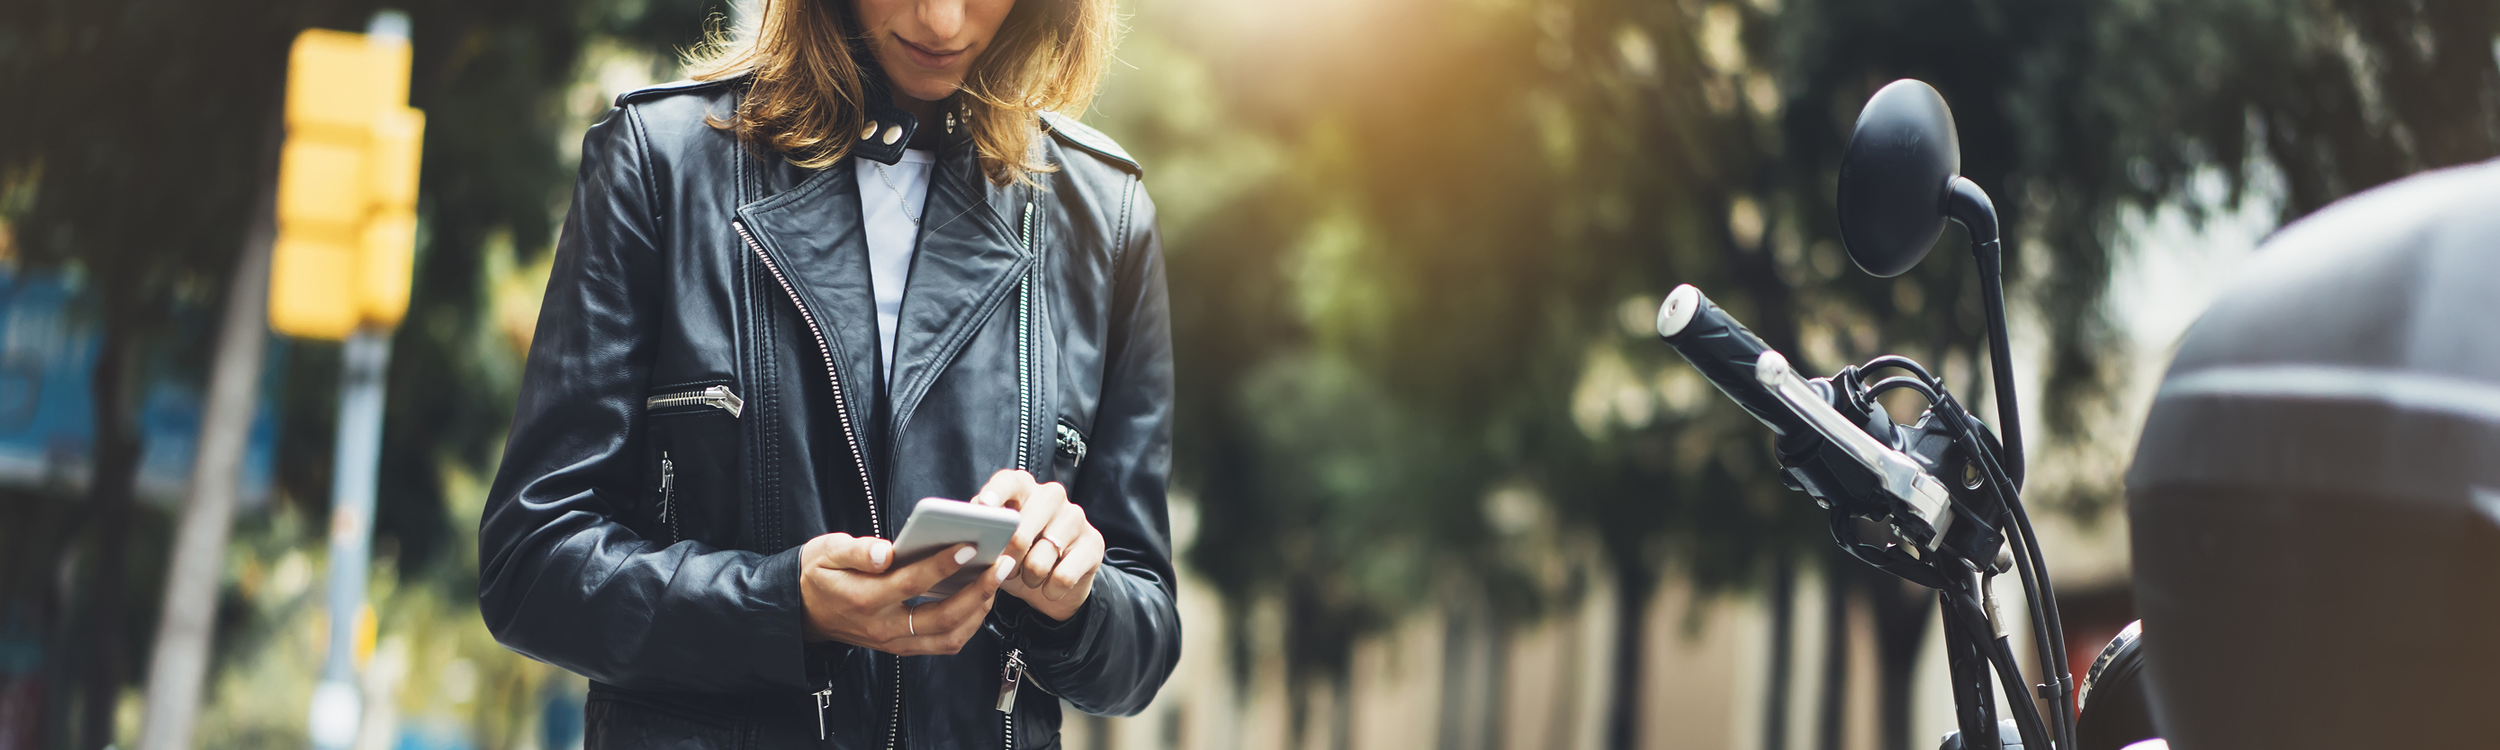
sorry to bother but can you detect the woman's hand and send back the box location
[799,533,1015,655]
[973,470,1103,623]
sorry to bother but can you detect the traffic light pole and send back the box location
[278,11,416,750]
[143,8,419,747]
[308,327,391,750]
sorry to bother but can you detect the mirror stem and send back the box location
[1947,176,2023,488]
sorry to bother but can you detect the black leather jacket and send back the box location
[479,77,1180,749]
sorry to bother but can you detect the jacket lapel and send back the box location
[733,163,889,471]
[886,145,1032,443]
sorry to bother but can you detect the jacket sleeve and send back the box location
[477,104,811,694]
[1006,178,1183,717]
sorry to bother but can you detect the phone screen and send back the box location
[888,497,1021,597]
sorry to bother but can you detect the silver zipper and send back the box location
[740,216,900,745]
[658,451,678,545]
[890,665,905,750]
[737,218,897,747]
[1014,201,1036,471]
[644,384,744,417]
[996,649,1028,711]
[1000,200,1040,750]
[997,645,1028,744]
[733,220,880,536]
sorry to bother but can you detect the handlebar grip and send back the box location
[1656,285,1815,439]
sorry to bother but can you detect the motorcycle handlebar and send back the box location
[1655,284,1814,440]
[1657,284,2056,749]
[1655,284,1958,548]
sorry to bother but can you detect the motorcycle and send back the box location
[1651,79,2152,750]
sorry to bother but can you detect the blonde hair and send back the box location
[686,0,1118,186]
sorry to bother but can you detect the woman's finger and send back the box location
[910,555,1011,633]
[1006,482,1067,564]
[970,469,1036,509]
[884,557,1011,655]
[1023,496,1088,587]
[885,606,994,657]
[1041,528,1104,602]
[805,533,891,573]
[882,543,977,599]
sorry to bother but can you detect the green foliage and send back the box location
[1099,0,2500,732]
[0,0,722,744]
[5,0,2495,745]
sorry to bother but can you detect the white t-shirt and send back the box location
[855,149,935,388]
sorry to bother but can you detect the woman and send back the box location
[476,0,1180,745]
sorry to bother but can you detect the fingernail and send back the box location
[869,543,889,567]
[996,558,1015,582]
[953,546,976,565]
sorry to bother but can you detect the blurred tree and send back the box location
[0,0,723,746]
[7,0,2495,747]
[1104,0,2500,748]
[1765,0,2500,746]
[0,2,300,745]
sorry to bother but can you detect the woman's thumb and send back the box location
[810,533,892,573]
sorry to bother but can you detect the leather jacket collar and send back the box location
[849,75,969,165]
[734,130,1033,501]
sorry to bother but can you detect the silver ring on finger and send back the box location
[1035,536,1064,561]
[907,603,918,637]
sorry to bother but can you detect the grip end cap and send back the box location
[1658,285,1702,338]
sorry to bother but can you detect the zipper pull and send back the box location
[658,451,677,544]
[1054,424,1087,469]
[815,685,833,740]
[996,648,1027,713]
[703,384,745,417]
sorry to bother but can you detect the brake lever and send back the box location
[1755,350,1958,549]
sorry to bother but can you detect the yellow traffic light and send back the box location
[358,107,422,328]
[271,28,423,340]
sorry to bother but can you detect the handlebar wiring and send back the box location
[1928,386,2075,750]
[1856,356,2076,750]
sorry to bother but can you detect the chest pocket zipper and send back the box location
[645,385,740,547]
[645,384,745,416]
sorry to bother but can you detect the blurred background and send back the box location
[2,0,2497,749]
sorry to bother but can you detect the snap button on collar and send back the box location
[861,121,879,141]
[882,125,904,145]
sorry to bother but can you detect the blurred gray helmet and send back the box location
[2127,159,2500,748]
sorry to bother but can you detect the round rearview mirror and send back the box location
[1837,79,1962,278]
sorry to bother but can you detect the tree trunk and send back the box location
[1545,586,1584,750]
[1815,553,1851,750]
[1437,595,1479,750]
[1762,553,1796,750]
[1334,669,1355,750]
[138,140,276,750]
[1604,555,1652,750]
[1483,606,1508,750]
[77,307,145,750]
[1436,585,1505,750]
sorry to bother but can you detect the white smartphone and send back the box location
[889,497,1022,597]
